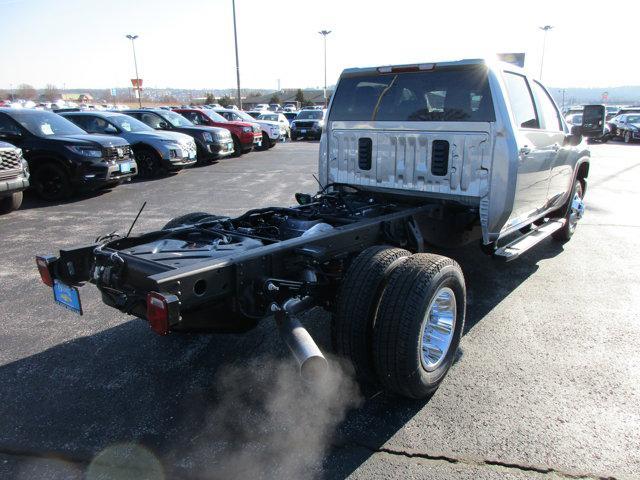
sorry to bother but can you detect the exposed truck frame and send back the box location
[36,59,604,399]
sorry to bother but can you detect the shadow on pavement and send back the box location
[0,239,565,479]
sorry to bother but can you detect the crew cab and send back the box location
[61,112,196,178]
[173,108,261,156]
[215,108,282,149]
[123,109,234,162]
[0,141,29,214]
[0,108,136,200]
[36,58,603,400]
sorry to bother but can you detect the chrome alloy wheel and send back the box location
[420,287,456,371]
[568,183,585,234]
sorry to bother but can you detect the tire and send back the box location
[135,147,164,178]
[373,254,466,399]
[332,246,411,384]
[162,211,225,230]
[32,163,72,201]
[624,131,632,143]
[552,179,584,242]
[258,132,271,150]
[0,191,23,214]
[231,136,242,157]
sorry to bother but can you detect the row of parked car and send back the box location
[564,105,640,144]
[0,105,327,214]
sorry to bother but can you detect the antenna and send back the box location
[312,174,323,191]
[126,201,147,237]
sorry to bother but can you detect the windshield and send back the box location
[259,114,279,121]
[162,110,194,127]
[9,110,86,137]
[202,110,228,123]
[329,67,495,122]
[627,115,640,123]
[232,111,257,122]
[109,114,153,132]
[296,110,324,120]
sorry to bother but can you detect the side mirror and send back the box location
[295,192,313,205]
[565,124,583,146]
[581,104,606,137]
[158,121,169,129]
[104,125,118,134]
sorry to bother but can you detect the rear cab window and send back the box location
[329,66,495,122]
[502,72,539,129]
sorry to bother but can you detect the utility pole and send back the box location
[538,25,553,81]
[126,34,142,107]
[318,30,331,107]
[232,0,242,109]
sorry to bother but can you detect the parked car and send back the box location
[61,111,196,178]
[0,108,136,200]
[256,111,291,139]
[174,108,261,156]
[0,141,29,214]
[216,108,281,148]
[291,109,326,140]
[565,113,582,126]
[253,104,270,111]
[123,109,234,162]
[612,114,640,143]
[616,106,640,116]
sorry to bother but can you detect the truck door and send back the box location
[530,81,572,210]
[502,72,552,224]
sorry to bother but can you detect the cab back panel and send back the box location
[327,124,491,201]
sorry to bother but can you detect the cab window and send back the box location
[503,72,539,129]
[532,81,562,131]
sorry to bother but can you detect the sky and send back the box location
[0,0,639,91]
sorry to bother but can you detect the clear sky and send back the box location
[0,0,638,90]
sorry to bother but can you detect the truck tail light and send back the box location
[146,292,179,336]
[35,255,56,287]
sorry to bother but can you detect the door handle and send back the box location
[519,146,531,155]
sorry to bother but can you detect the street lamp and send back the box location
[232,0,242,109]
[318,30,331,107]
[538,25,553,81]
[126,34,142,108]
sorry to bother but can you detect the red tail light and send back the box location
[146,292,179,336]
[35,255,56,287]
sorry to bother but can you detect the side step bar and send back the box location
[494,219,565,262]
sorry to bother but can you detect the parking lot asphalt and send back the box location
[0,141,639,480]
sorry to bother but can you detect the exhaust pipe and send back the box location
[274,296,328,382]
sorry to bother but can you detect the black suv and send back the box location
[290,109,326,140]
[124,109,234,162]
[0,141,29,214]
[0,109,137,200]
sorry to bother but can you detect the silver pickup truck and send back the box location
[36,59,605,400]
[320,58,601,254]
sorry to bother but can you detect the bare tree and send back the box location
[16,84,37,100]
[43,84,60,102]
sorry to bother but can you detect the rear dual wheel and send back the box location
[333,247,466,399]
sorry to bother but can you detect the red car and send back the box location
[173,108,261,156]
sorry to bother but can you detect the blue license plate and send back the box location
[227,142,233,151]
[301,129,307,134]
[53,280,83,315]
[120,162,131,173]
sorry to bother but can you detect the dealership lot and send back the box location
[0,142,639,479]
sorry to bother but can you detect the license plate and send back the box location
[53,279,83,315]
[189,151,196,159]
[227,142,233,151]
[257,141,262,147]
[301,129,307,134]
[120,162,131,173]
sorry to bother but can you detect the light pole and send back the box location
[232,0,242,109]
[538,25,553,81]
[318,30,331,107]
[126,34,142,108]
